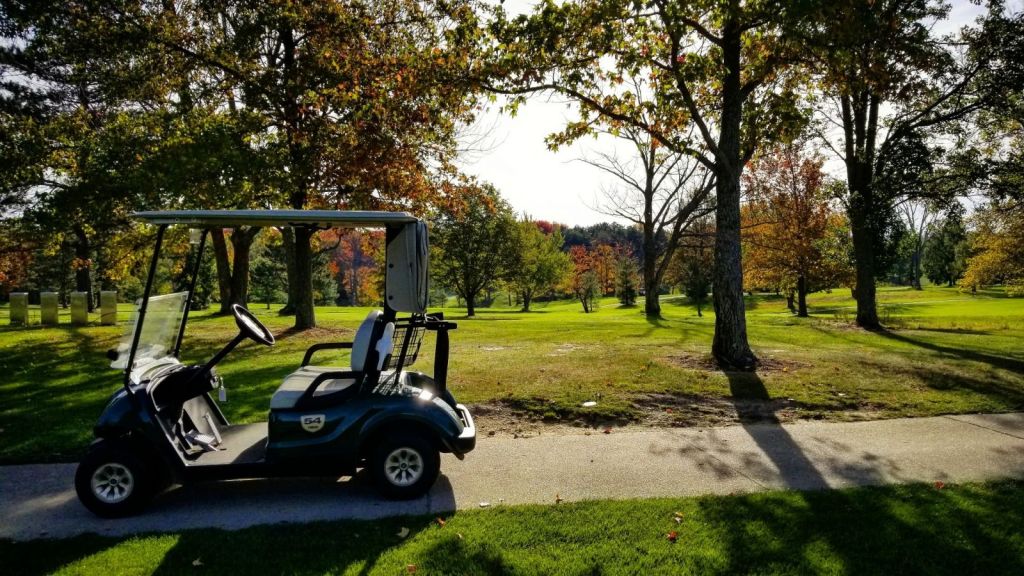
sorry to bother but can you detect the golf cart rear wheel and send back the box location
[370,432,440,500]
[75,442,154,518]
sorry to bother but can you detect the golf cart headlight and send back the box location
[418,389,434,401]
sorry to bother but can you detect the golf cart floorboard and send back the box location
[188,423,268,467]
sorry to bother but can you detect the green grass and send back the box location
[0,285,1022,464]
[3,480,1023,575]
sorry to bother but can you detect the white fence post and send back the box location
[9,292,28,325]
[100,291,117,325]
[40,292,58,325]
[70,292,89,325]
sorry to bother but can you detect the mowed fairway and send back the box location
[0,285,1021,464]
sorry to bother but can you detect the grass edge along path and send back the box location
[2,480,1023,575]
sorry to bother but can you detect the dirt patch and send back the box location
[273,326,352,341]
[469,392,891,439]
[548,343,591,356]
[662,352,809,374]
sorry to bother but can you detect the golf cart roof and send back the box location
[133,209,420,228]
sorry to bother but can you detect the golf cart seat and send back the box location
[270,310,395,410]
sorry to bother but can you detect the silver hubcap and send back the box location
[90,463,134,504]
[385,447,423,487]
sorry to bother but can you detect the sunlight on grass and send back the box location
[0,286,1022,464]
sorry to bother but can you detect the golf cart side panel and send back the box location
[356,394,468,453]
[94,388,142,438]
[265,400,368,467]
[93,386,193,483]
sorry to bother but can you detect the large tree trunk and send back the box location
[292,227,315,329]
[521,291,532,312]
[228,228,259,307]
[710,24,756,370]
[210,229,232,314]
[72,226,93,311]
[280,226,297,315]
[852,228,879,328]
[642,227,661,318]
[642,184,661,318]
[911,248,922,290]
[797,275,808,317]
[842,93,882,329]
[466,293,476,317]
[281,24,315,329]
[848,181,880,329]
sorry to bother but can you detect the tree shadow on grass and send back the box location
[695,480,1024,575]
[875,329,1024,374]
[909,326,994,336]
[706,368,1024,574]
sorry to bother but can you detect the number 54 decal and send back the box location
[301,414,326,433]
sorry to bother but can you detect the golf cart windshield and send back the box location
[110,292,188,371]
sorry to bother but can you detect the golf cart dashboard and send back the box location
[129,356,183,386]
[144,363,218,412]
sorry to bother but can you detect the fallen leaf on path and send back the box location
[479,501,491,508]
[555,493,563,504]
[397,527,410,539]
[935,481,945,490]
[603,427,612,434]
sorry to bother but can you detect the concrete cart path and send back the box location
[3,413,1024,541]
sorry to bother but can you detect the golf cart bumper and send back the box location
[451,403,476,455]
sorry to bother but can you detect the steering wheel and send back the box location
[232,304,275,346]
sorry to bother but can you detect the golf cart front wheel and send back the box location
[370,432,440,500]
[75,443,154,518]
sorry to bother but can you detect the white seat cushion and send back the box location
[270,366,357,410]
[270,310,396,410]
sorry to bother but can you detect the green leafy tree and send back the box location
[960,202,1024,294]
[923,211,969,287]
[0,1,169,309]
[668,218,715,318]
[509,219,571,312]
[432,183,519,317]
[250,244,287,309]
[800,0,1024,327]
[485,0,809,368]
[130,0,483,328]
[614,249,640,306]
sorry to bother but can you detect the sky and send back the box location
[456,0,1006,226]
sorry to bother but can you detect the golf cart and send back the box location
[75,210,475,518]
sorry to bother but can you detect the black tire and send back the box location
[74,442,155,518]
[370,431,440,500]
